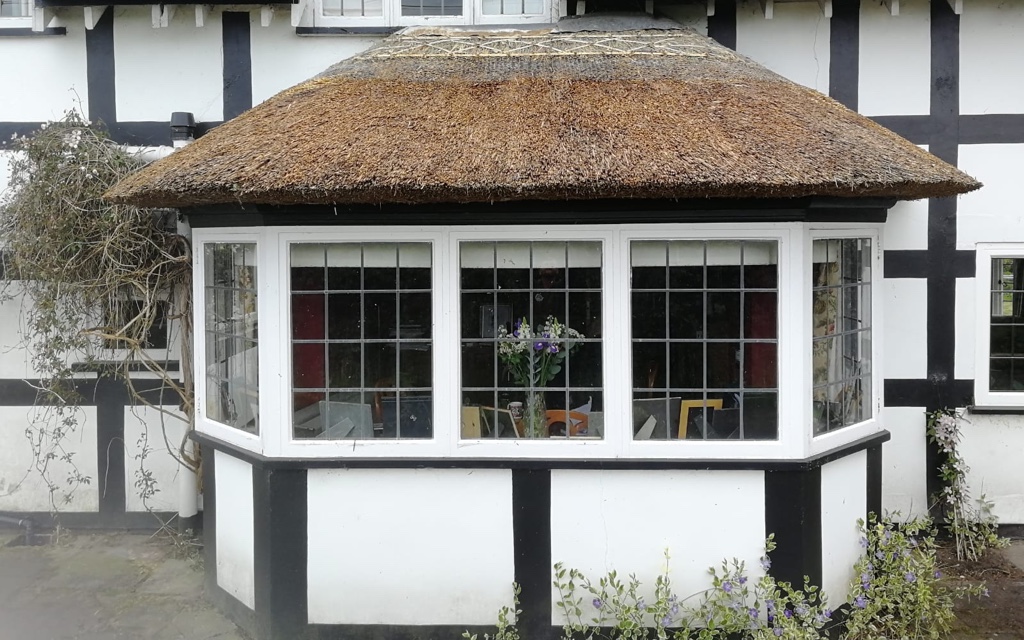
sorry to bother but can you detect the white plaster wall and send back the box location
[123,405,188,512]
[549,470,765,624]
[0,19,89,122]
[957,144,1024,249]
[959,413,1024,524]
[883,151,930,251]
[215,450,255,610]
[954,277,975,381]
[655,3,708,34]
[250,21,381,106]
[0,292,35,379]
[882,278,927,379]
[114,7,224,122]
[820,451,866,606]
[880,406,928,519]
[307,468,515,625]
[736,0,830,94]
[0,406,99,512]
[960,0,1024,115]
[857,0,930,117]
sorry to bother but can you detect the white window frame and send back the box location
[0,0,32,28]
[805,225,885,457]
[193,229,266,455]
[974,243,1024,408]
[194,222,886,461]
[307,0,554,27]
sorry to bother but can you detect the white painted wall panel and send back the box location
[880,406,928,519]
[0,292,34,379]
[0,20,89,122]
[250,23,381,106]
[959,413,1024,524]
[960,0,1024,115]
[957,144,1024,249]
[123,405,188,512]
[955,277,975,381]
[820,451,866,606]
[114,8,224,122]
[884,197,929,251]
[215,450,255,610]
[656,3,708,33]
[736,0,830,94]
[0,406,98,512]
[549,470,765,624]
[882,278,927,379]
[857,0,930,116]
[307,468,515,625]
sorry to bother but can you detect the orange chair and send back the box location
[545,410,589,437]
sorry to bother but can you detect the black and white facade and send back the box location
[2,1,1023,639]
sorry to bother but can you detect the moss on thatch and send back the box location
[105,25,979,208]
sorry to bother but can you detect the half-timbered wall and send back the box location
[1,0,1022,526]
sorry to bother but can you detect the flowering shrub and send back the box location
[463,583,521,640]
[926,408,1007,561]
[497,316,583,388]
[844,515,987,640]
[552,540,833,640]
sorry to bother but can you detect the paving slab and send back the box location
[0,532,246,640]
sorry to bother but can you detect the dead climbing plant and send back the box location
[0,111,195,525]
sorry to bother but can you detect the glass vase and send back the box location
[525,391,547,438]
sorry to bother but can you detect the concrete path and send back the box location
[0,532,245,640]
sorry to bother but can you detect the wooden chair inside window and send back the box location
[546,410,589,437]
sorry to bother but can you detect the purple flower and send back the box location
[670,603,679,615]
[761,556,772,571]
[784,609,793,619]
[637,599,646,611]
[739,576,748,585]
[905,572,917,583]
[592,598,602,609]
[795,605,808,616]
[934,570,943,579]
[548,344,559,353]
[824,609,833,619]
[859,537,869,548]
[749,608,759,619]
[875,551,885,560]
[661,615,672,627]
[983,589,991,597]
[854,596,868,609]
[773,627,784,637]
[860,572,872,585]
[766,600,776,613]
[722,581,733,593]
[534,342,546,351]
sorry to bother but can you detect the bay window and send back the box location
[811,238,873,435]
[630,240,779,440]
[194,224,882,458]
[459,241,603,439]
[203,242,259,434]
[290,242,433,439]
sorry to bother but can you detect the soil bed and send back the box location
[941,541,1024,639]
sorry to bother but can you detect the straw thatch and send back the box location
[105,19,979,208]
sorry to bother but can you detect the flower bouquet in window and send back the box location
[497,316,583,438]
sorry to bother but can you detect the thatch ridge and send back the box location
[105,23,979,208]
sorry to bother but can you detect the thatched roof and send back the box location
[105,16,979,208]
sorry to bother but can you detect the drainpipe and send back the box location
[0,514,35,545]
[168,111,200,534]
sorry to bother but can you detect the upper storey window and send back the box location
[0,0,30,17]
[310,0,550,26]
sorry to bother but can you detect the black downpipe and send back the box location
[0,514,35,545]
